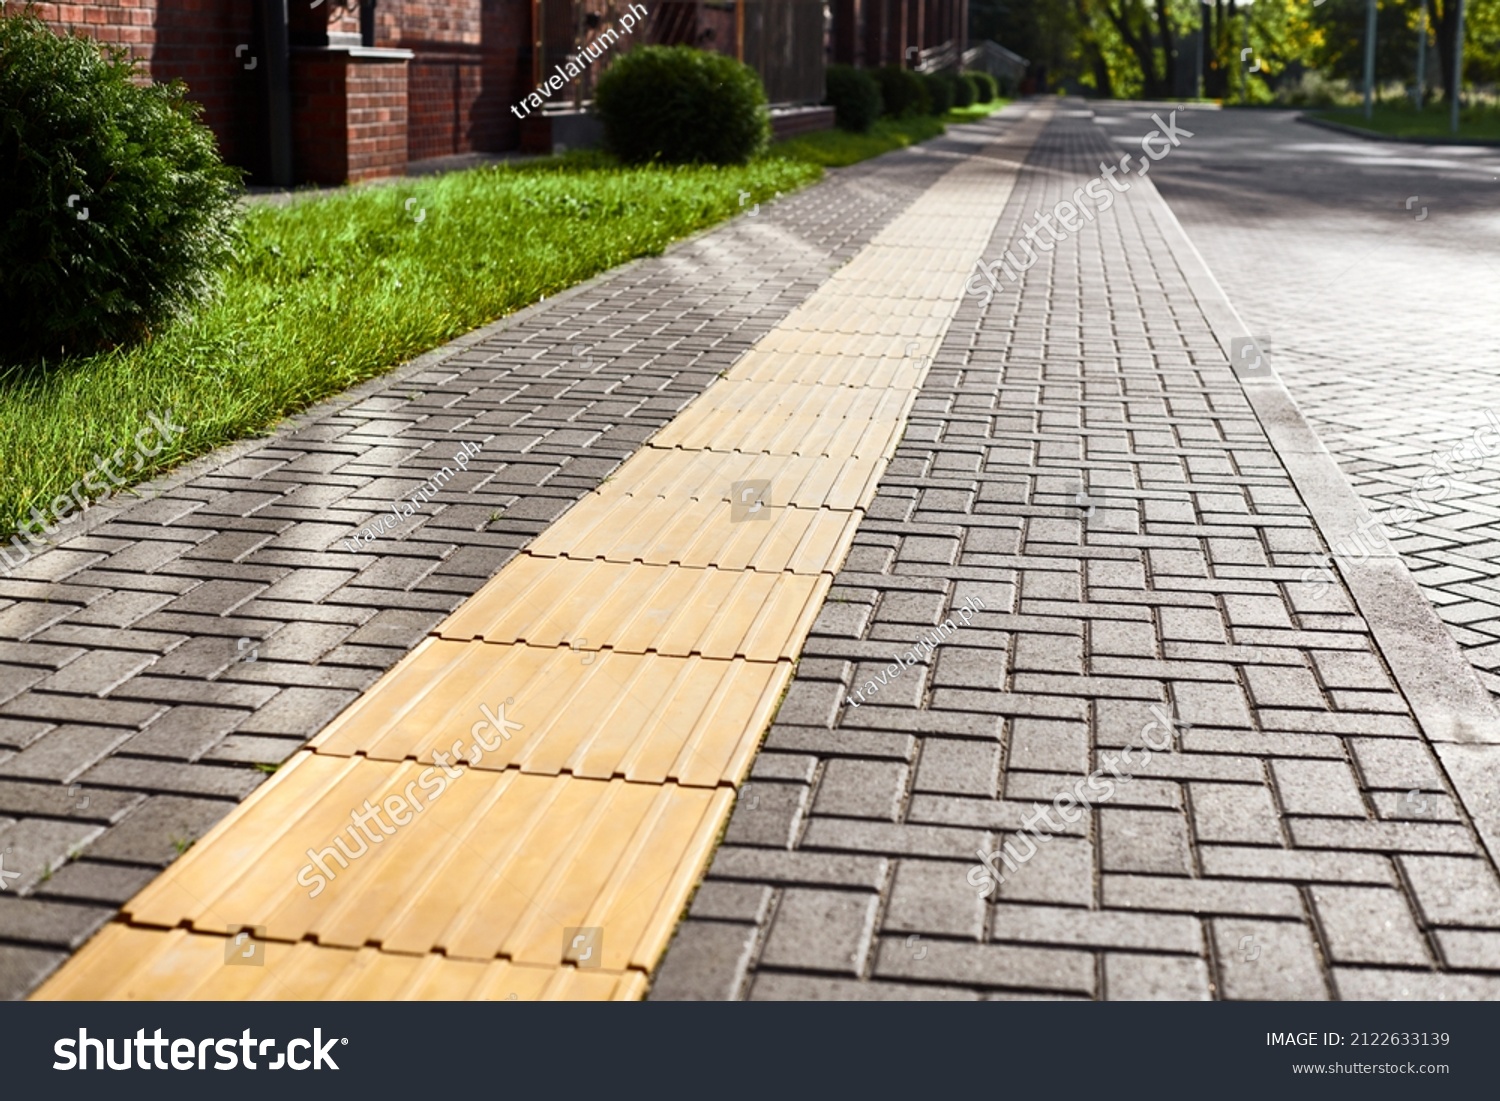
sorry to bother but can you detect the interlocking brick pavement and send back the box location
[1137,106,1500,698]
[0,145,963,1000]
[650,106,1500,1001]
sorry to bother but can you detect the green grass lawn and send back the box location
[769,115,948,168]
[1308,104,1500,142]
[945,99,1011,124]
[1,109,992,536]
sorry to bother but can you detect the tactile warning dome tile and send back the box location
[311,640,791,786]
[437,556,830,661]
[119,754,732,971]
[32,925,647,1001]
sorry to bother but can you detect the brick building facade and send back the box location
[22,1,966,186]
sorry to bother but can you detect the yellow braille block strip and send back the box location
[439,556,830,660]
[37,102,1050,1001]
[34,926,647,1001]
[310,641,791,786]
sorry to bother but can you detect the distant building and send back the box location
[962,40,1028,91]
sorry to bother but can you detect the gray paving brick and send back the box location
[650,921,760,1000]
[1211,918,1329,1000]
[1103,953,1213,1000]
[882,859,985,938]
[872,936,1095,996]
[748,973,980,1000]
[1398,855,1500,927]
[759,888,879,976]
[1309,885,1431,966]
[83,795,235,866]
[1190,782,1282,845]
[688,882,774,924]
[1099,808,1192,875]
[812,759,908,821]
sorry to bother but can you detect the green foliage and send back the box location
[0,10,242,366]
[920,72,954,115]
[824,64,883,132]
[872,66,928,117]
[595,45,770,165]
[0,152,819,534]
[771,115,945,167]
[967,71,999,102]
[952,72,979,107]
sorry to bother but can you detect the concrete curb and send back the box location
[1142,165,1500,875]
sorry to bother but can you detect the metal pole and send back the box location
[1451,0,1466,133]
[1196,1,1204,99]
[1362,0,1376,120]
[1414,0,1426,108]
[259,0,293,187]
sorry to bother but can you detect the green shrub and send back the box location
[921,72,954,116]
[0,11,242,366]
[968,71,998,102]
[952,73,978,108]
[595,45,769,165]
[872,66,927,118]
[824,64,882,133]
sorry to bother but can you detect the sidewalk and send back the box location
[10,101,1500,1001]
[650,104,1500,1000]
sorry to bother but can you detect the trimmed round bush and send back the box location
[872,66,926,118]
[595,45,769,165]
[921,72,954,115]
[824,64,882,133]
[953,73,978,108]
[0,11,242,365]
[968,71,998,103]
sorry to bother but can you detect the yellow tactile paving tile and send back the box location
[33,925,647,1001]
[438,556,830,661]
[527,488,862,574]
[650,382,915,458]
[119,755,732,971]
[724,348,929,388]
[753,327,950,358]
[311,640,791,786]
[591,446,888,510]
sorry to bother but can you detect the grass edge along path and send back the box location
[0,116,970,538]
[1307,104,1500,143]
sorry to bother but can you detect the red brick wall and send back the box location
[389,0,528,162]
[26,0,529,176]
[28,0,258,170]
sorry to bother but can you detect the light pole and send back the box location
[1414,0,1427,109]
[1362,0,1376,120]
[1451,0,1467,133]
[1196,1,1205,99]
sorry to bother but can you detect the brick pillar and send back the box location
[291,47,413,185]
